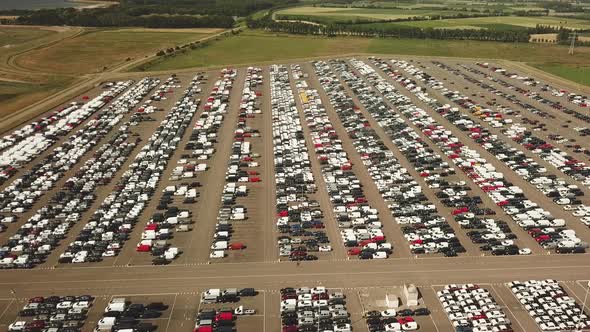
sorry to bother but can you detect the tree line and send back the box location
[0,0,297,28]
[248,15,581,43]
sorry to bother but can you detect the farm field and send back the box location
[276,6,469,23]
[276,5,590,29]
[0,26,57,47]
[15,28,217,75]
[532,63,590,87]
[139,31,590,88]
[383,15,590,30]
[0,26,222,122]
[0,56,590,332]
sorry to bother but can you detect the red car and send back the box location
[229,243,246,250]
[347,248,361,256]
[136,244,151,252]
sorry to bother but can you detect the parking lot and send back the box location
[1,55,590,331]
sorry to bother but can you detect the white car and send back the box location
[8,321,26,331]
[210,250,224,259]
[381,309,396,317]
[519,248,532,255]
[319,245,332,252]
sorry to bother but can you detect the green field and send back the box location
[276,6,466,23]
[16,29,215,75]
[0,79,69,118]
[386,16,590,30]
[137,31,590,87]
[142,32,371,70]
[532,64,590,87]
[0,27,56,48]
[277,5,590,29]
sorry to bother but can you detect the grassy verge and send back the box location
[531,63,590,87]
[15,28,214,74]
[137,32,590,87]
[0,79,71,118]
[141,32,371,71]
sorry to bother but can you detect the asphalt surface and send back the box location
[0,57,590,332]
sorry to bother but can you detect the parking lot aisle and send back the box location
[302,61,411,259]
[562,281,590,307]
[193,68,247,263]
[261,66,278,262]
[0,299,15,328]
[430,62,590,199]
[82,296,110,332]
[486,284,526,332]
[221,67,271,263]
[163,293,198,331]
[491,284,539,332]
[346,289,370,331]
[265,291,283,332]
[148,74,217,265]
[75,75,197,267]
[287,64,342,261]
[366,59,561,254]
[397,61,590,245]
[419,287,448,332]
[339,58,486,258]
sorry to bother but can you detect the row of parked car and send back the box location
[336,58,469,256]
[59,75,197,263]
[280,286,352,332]
[422,62,590,235]
[95,297,165,332]
[378,58,585,254]
[0,78,162,269]
[476,63,590,119]
[428,64,590,222]
[210,68,257,259]
[0,78,159,215]
[508,279,590,331]
[299,64,392,259]
[0,81,133,186]
[9,295,94,332]
[353,58,528,256]
[437,284,512,332]
[271,65,331,259]
[365,308,428,332]
[436,62,590,196]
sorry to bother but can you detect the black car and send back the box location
[146,302,167,311]
[140,310,161,319]
[238,288,257,296]
[414,308,431,316]
[398,309,414,316]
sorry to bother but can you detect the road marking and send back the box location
[0,298,15,322]
[165,293,178,332]
[491,284,527,332]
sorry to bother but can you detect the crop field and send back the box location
[139,31,590,87]
[0,27,221,123]
[384,15,590,30]
[0,26,56,48]
[276,6,468,23]
[15,28,216,75]
[0,55,590,332]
